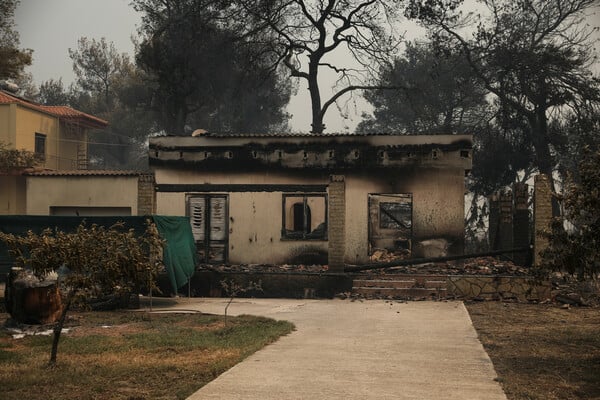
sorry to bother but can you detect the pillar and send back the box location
[328,175,345,272]
[533,174,552,267]
[512,182,530,266]
[137,173,156,215]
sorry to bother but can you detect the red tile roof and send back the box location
[23,169,142,177]
[0,90,108,129]
[40,105,108,128]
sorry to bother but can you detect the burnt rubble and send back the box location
[199,256,530,276]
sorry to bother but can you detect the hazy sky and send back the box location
[14,1,600,133]
[14,0,375,132]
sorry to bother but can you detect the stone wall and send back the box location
[447,276,551,301]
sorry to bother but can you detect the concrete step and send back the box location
[353,279,416,289]
[351,275,449,299]
[352,286,447,299]
[424,280,447,289]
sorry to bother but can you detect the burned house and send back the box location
[149,133,472,270]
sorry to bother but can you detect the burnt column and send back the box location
[533,174,552,267]
[512,183,530,266]
[137,173,156,215]
[328,175,345,272]
[488,194,500,250]
[498,190,513,252]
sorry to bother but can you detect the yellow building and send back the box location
[0,89,155,217]
[0,89,107,170]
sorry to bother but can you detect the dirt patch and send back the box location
[467,302,600,400]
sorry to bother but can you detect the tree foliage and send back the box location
[541,146,600,280]
[0,222,164,365]
[66,37,156,169]
[69,38,130,111]
[133,0,291,135]
[0,0,32,80]
[37,78,72,106]
[408,0,600,214]
[358,41,490,134]
[231,0,404,133]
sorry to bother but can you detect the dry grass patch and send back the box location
[0,310,294,400]
[467,302,600,400]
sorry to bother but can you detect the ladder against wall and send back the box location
[77,144,88,170]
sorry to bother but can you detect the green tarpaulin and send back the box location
[0,215,197,293]
[152,215,197,293]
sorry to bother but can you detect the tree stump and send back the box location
[6,268,63,325]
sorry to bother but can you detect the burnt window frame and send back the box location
[34,133,46,160]
[368,193,413,256]
[379,201,413,230]
[281,193,328,241]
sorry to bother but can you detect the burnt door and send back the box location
[368,194,412,257]
[188,195,228,263]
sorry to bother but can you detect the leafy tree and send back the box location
[408,0,600,215]
[550,106,600,184]
[12,71,37,99]
[133,0,291,135]
[37,78,72,106]
[231,0,404,133]
[67,37,157,169]
[358,41,490,134]
[541,146,600,280]
[0,0,32,80]
[0,222,164,365]
[0,141,39,172]
[68,38,130,111]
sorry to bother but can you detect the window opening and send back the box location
[35,133,46,159]
[282,194,327,240]
[368,193,412,259]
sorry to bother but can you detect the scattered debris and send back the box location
[201,256,529,276]
[4,322,70,340]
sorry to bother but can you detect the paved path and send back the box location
[152,298,506,400]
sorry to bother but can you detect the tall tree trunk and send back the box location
[308,61,324,134]
[529,110,561,216]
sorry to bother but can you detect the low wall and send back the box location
[447,276,551,301]
[157,270,353,299]
[154,270,550,301]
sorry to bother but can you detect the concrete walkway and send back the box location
[154,298,506,400]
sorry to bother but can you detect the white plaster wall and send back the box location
[155,168,329,264]
[344,167,465,263]
[228,192,327,264]
[154,165,465,265]
[156,192,187,216]
[25,176,139,215]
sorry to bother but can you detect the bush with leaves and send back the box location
[0,141,39,172]
[541,146,600,281]
[0,221,164,365]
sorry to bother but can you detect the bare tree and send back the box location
[235,0,405,133]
